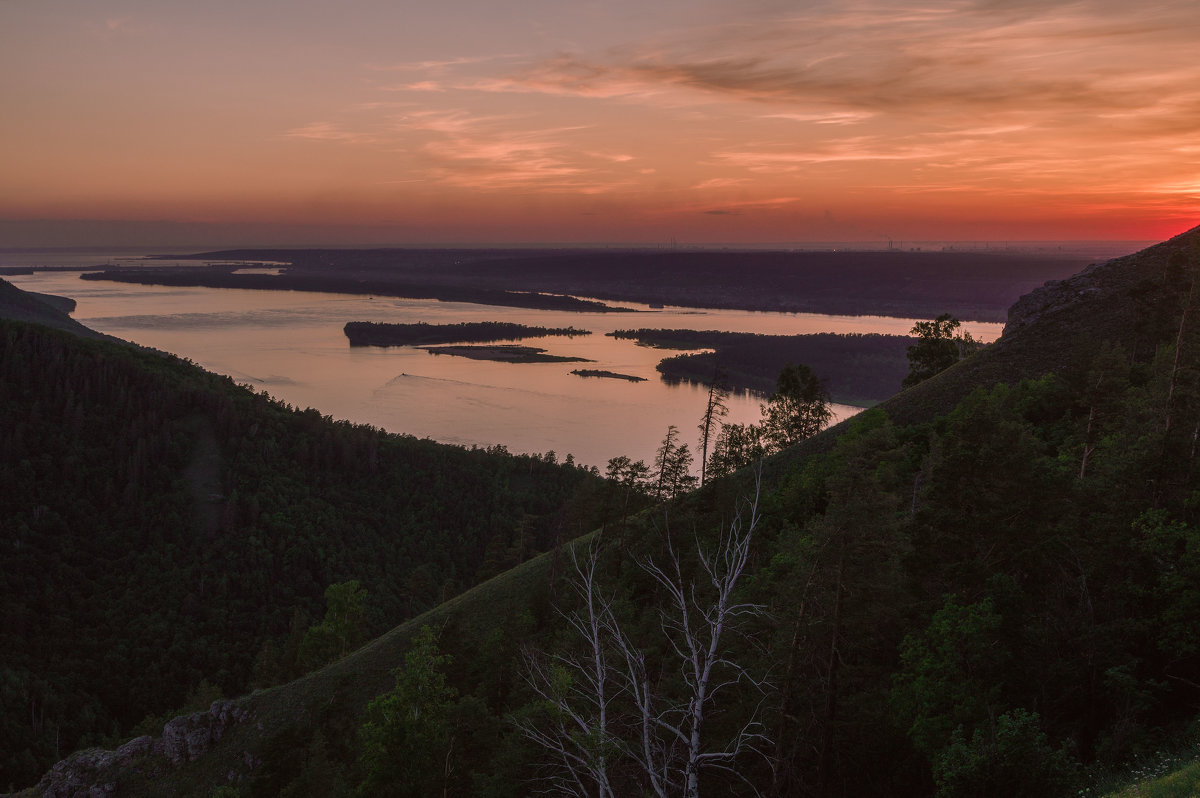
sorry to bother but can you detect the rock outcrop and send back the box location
[160,700,249,767]
[1004,261,1109,335]
[31,700,250,797]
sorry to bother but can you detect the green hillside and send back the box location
[9,225,1200,797]
[0,314,614,793]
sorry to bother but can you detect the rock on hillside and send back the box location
[28,701,251,798]
[1005,224,1197,336]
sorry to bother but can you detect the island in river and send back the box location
[610,328,914,405]
[344,321,591,347]
[420,345,592,363]
[570,369,647,382]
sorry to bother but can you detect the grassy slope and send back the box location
[112,549,560,796]
[17,225,1200,796]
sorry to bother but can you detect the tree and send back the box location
[605,455,651,517]
[934,709,1078,798]
[519,475,772,797]
[708,423,767,481]
[903,314,982,388]
[762,363,832,450]
[653,425,698,501]
[697,370,730,486]
[358,626,458,797]
[299,580,369,671]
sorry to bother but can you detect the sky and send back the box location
[2,0,1198,247]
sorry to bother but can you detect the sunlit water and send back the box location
[5,254,1002,471]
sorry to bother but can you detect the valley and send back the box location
[3,232,1198,797]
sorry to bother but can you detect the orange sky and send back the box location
[2,0,1198,246]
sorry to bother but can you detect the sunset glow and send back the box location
[3,0,1198,246]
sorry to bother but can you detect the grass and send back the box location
[1099,753,1200,798]
[110,541,572,796]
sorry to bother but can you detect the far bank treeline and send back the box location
[612,328,913,405]
[173,246,1096,322]
[79,268,631,313]
[0,318,621,789]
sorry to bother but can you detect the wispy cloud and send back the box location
[285,122,378,145]
[284,0,1200,223]
[284,107,643,194]
[763,111,875,126]
[451,0,1199,129]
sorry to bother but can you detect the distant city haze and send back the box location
[2,0,1197,248]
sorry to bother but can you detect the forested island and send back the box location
[420,344,591,363]
[610,328,913,405]
[343,321,591,347]
[570,368,647,382]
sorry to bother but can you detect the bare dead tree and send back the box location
[519,471,773,798]
[517,536,619,798]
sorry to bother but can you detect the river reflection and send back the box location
[7,267,1002,471]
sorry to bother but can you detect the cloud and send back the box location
[713,137,939,171]
[285,122,377,145]
[383,109,641,193]
[455,0,1199,131]
[281,0,1200,218]
[763,111,875,126]
[692,177,751,190]
[367,56,504,73]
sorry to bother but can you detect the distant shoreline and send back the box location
[167,246,1103,323]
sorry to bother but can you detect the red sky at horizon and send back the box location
[3,0,1198,248]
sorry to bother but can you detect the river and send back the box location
[4,253,1002,470]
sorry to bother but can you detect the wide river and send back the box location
[6,255,1002,471]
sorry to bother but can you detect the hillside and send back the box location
[0,313,614,793]
[10,225,1200,797]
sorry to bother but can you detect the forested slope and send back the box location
[0,318,607,791]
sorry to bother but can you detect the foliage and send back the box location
[299,581,369,671]
[707,363,832,479]
[934,708,1078,798]
[697,374,730,486]
[706,422,768,481]
[761,363,833,449]
[652,425,698,501]
[610,328,912,404]
[903,313,983,387]
[358,626,459,797]
[0,318,606,788]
